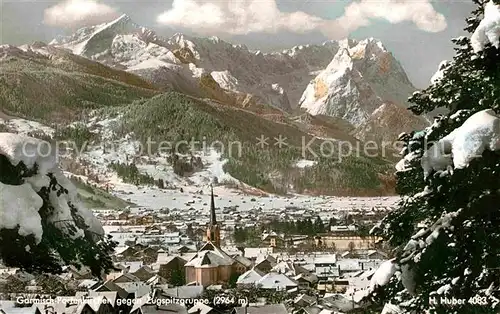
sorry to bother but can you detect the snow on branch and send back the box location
[369,259,398,293]
[421,109,500,177]
[430,60,450,85]
[0,182,43,243]
[0,132,104,245]
[471,0,500,53]
[0,132,56,174]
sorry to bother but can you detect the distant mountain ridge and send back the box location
[50,14,339,112]
[48,14,422,134]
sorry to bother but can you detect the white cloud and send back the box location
[44,0,120,28]
[329,0,447,36]
[156,0,447,38]
[157,0,323,35]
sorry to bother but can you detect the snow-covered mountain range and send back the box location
[48,14,418,127]
[0,14,431,197]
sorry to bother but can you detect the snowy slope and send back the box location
[299,38,416,126]
[0,112,241,195]
[353,102,429,144]
[52,14,140,56]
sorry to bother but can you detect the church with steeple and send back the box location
[184,185,249,286]
[204,184,221,246]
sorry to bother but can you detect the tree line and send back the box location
[233,216,338,244]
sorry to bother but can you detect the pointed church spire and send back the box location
[206,183,221,247]
[210,184,217,225]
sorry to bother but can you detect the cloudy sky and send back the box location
[0,0,475,87]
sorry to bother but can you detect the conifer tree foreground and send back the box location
[368,1,500,313]
[0,135,116,277]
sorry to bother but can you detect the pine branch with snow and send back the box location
[368,113,500,313]
[0,133,116,277]
[365,2,500,313]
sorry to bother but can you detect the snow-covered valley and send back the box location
[0,114,399,213]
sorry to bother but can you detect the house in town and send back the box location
[261,231,285,248]
[158,256,187,286]
[236,268,265,287]
[253,255,277,274]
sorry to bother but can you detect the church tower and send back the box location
[206,184,221,247]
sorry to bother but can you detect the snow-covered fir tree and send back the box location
[0,133,115,277]
[367,1,500,313]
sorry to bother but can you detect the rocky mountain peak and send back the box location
[299,39,416,127]
[338,38,358,49]
[349,38,387,59]
[328,48,354,70]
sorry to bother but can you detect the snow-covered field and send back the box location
[111,181,398,212]
[0,116,54,137]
